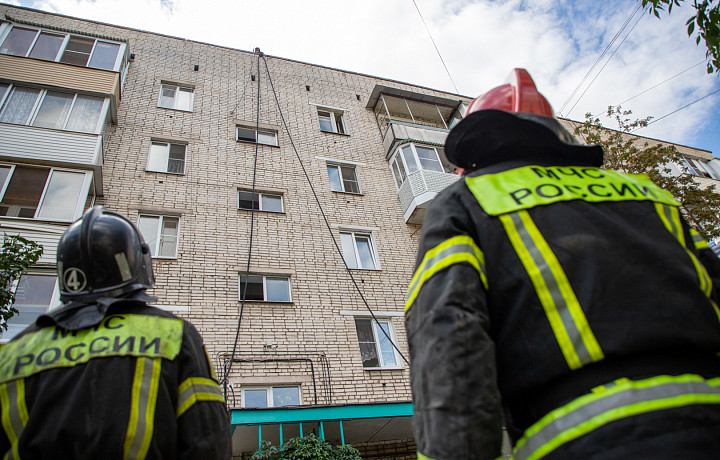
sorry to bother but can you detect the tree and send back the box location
[251,434,361,460]
[642,0,720,73]
[574,106,720,240]
[0,234,43,331]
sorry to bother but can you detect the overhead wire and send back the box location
[260,53,410,366]
[410,0,460,94]
[631,88,720,133]
[556,3,644,117]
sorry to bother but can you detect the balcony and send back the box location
[398,169,461,224]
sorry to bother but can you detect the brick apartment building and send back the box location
[1,4,718,458]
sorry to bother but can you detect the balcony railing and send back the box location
[382,120,449,158]
[398,169,461,224]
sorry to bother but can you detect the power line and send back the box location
[410,0,459,94]
[614,61,705,107]
[557,4,643,117]
[631,88,720,132]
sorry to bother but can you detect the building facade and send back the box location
[1,4,718,459]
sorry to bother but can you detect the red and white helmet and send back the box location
[465,68,554,118]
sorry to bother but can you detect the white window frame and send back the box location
[146,141,187,175]
[0,164,92,222]
[238,274,292,302]
[236,126,278,146]
[0,84,108,134]
[316,107,347,135]
[354,318,402,369]
[238,190,284,213]
[0,270,61,343]
[241,385,301,408]
[0,24,125,71]
[326,163,361,194]
[389,143,444,188]
[158,83,194,112]
[340,230,379,270]
[137,214,180,259]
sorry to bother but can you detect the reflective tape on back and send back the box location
[0,314,183,384]
[466,165,679,216]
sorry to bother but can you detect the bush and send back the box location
[251,434,361,460]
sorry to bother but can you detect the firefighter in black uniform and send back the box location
[405,69,720,460]
[0,206,231,459]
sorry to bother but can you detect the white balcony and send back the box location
[398,169,460,224]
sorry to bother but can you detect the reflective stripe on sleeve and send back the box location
[417,452,436,460]
[690,228,710,250]
[123,357,162,460]
[500,211,603,370]
[0,379,28,460]
[655,203,720,322]
[405,235,487,312]
[176,377,225,418]
[514,374,720,460]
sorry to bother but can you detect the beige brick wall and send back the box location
[0,4,463,406]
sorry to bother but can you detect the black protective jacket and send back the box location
[406,112,720,460]
[0,297,232,459]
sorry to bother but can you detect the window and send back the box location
[0,84,105,134]
[147,142,186,174]
[682,157,720,179]
[317,108,347,134]
[238,190,283,212]
[158,84,194,111]
[389,144,444,187]
[239,274,291,302]
[0,25,122,71]
[137,215,180,258]
[236,126,278,146]
[327,164,360,194]
[0,165,88,221]
[1,272,59,342]
[340,231,378,269]
[242,386,300,408]
[354,318,400,368]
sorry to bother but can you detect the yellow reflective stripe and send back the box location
[0,380,28,460]
[466,165,679,216]
[0,315,183,384]
[655,203,720,322]
[500,211,603,370]
[405,235,487,312]
[514,374,720,460]
[176,377,225,418]
[123,357,161,460]
[417,452,437,460]
[690,228,710,250]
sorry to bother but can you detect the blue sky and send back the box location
[9,0,720,156]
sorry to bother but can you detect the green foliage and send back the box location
[0,235,43,331]
[575,106,720,240]
[250,434,362,460]
[642,0,720,73]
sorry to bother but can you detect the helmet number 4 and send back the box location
[63,268,87,292]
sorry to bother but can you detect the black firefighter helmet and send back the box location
[57,206,154,303]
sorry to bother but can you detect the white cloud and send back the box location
[23,0,720,152]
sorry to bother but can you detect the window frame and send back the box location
[316,107,347,135]
[0,24,124,71]
[236,126,279,147]
[241,385,301,408]
[354,318,402,369]
[326,163,361,194]
[0,270,61,343]
[0,83,108,134]
[137,214,181,259]
[157,83,194,112]
[340,230,379,270]
[238,274,292,303]
[0,164,92,222]
[146,141,187,175]
[389,143,444,188]
[237,190,284,213]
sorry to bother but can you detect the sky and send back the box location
[8,0,720,156]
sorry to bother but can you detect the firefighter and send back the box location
[0,206,232,459]
[405,69,720,459]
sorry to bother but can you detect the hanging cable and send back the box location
[631,88,720,133]
[260,54,410,366]
[221,49,263,400]
[410,0,459,94]
[557,4,643,117]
